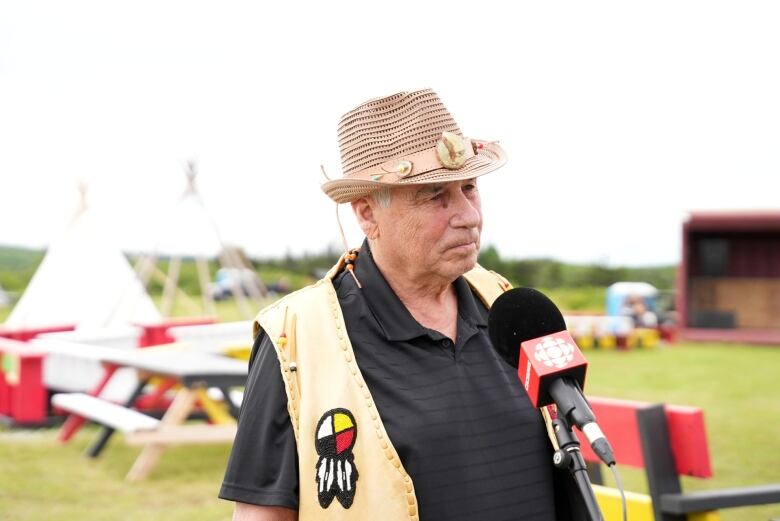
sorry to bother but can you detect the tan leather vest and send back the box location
[254,258,518,521]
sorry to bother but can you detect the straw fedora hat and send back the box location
[321,89,507,204]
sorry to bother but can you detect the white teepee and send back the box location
[4,184,161,329]
[133,161,266,319]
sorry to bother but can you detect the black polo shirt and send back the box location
[220,242,568,520]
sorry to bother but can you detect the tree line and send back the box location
[0,244,676,302]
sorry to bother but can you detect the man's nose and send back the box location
[449,191,481,228]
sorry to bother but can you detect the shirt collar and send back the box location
[454,275,488,329]
[353,240,487,342]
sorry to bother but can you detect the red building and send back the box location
[678,211,780,345]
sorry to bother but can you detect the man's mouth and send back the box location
[448,240,478,252]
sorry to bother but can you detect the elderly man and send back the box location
[220,90,581,521]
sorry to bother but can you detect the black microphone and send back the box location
[489,287,615,466]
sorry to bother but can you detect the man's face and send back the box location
[362,178,483,283]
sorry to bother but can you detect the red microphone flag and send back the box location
[518,330,589,407]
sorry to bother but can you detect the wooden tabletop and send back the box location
[36,338,248,387]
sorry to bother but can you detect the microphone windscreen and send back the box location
[488,287,567,368]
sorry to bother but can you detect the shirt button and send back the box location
[442,339,452,348]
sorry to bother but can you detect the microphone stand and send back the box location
[551,413,604,521]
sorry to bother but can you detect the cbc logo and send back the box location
[534,337,575,368]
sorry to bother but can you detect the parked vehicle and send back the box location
[209,268,263,300]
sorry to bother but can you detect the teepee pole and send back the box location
[195,256,216,317]
[225,246,266,300]
[218,251,252,319]
[174,160,264,320]
[160,257,182,317]
[135,254,159,290]
[147,265,201,314]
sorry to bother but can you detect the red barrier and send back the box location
[578,396,713,478]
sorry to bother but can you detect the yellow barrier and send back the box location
[578,335,595,350]
[639,328,660,348]
[594,485,654,521]
[689,511,721,521]
[596,335,617,350]
[626,328,660,348]
[593,485,721,521]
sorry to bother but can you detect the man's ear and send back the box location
[351,197,379,240]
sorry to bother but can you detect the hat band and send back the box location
[346,132,484,184]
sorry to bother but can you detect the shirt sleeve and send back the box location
[219,331,299,509]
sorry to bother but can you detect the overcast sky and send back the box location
[1,1,778,266]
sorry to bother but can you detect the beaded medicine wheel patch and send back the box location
[315,408,359,508]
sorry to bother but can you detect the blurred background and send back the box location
[1,1,778,520]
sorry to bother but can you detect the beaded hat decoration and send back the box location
[321,89,508,204]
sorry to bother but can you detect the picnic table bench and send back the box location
[52,393,161,433]
[39,339,247,481]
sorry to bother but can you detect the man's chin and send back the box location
[443,252,479,279]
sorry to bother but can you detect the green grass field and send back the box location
[1,342,778,520]
[585,343,780,521]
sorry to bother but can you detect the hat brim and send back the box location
[321,141,507,204]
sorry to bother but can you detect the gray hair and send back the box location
[371,187,392,208]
